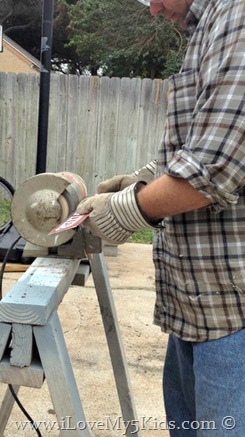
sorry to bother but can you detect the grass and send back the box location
[128,229,153,244]
[0,200,11,228]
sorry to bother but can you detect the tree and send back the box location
[57,0,186,78]
[0,0,42,59]
[52,0,89,74]
[0,0,187,79]
[0,0,81,72]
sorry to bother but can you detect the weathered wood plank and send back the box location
[0,73,8,179]
[10,324,33,367]
[0,385,20,435]
[123,78,142,171]
[66,74,80,172]
[0,323,11,361]
[96,76,121,185]
[0,357,44,388]
[154,79,168,146]
[24,74,39,180]
[0,263,30,272]
[0,73,16,185]
[33,310,89,437]
[47,73,60,172]
[0,257,80,325]
[116,77,141,175]
[15,74,28,186]
[88,251,141,437]
[56,74,68,171]
[137,78,156,166]
[78,75,100,196]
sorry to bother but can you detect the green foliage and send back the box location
[1,0,187,78]
[56,0,187,78]
[52,0,92,74]
[161,48,184,79]
[128,230,153,244]
[0,200,11,228]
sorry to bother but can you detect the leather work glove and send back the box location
[77,182,159,245]
[97,160,156,194]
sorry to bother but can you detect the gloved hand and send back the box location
[77,182,158,245]
[97,160,156,193]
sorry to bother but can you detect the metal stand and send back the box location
[0,230,140,436]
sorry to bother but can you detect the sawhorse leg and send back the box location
[33,310,89,436]
[0,385,20,436]
[88,252,140,437]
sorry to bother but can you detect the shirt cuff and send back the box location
[165,150,239,213]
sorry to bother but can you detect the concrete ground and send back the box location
[0,243,170,437]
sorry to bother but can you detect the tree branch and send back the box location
[0,7,14,26]
[4,22,32,35]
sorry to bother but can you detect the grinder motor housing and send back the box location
[11,172,87,248]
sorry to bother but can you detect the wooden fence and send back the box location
[0,72,168,195]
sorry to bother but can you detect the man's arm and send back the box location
[137,174,211,221]
[77,174,211,246]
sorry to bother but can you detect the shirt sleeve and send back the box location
[165,0,245,212]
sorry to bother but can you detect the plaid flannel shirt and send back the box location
[153,0,245,342]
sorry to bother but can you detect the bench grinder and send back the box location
[11,172,87,248]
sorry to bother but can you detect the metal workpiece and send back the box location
[11,172,87,248]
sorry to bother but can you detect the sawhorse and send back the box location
[0,230,140,436]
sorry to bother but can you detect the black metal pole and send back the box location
[35,0,55,174]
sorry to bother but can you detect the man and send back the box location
[78,0,245,435]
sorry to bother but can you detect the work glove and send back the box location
[97,160,156,194]
[77,182,158,245]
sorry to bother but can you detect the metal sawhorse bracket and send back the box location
[0,229,141,436]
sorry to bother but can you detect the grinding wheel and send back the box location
[11,172,87,248]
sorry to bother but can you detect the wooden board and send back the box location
[0,264,30,272]
[0,323,11,361]
[0,257,80,325]
[34,311,89,436]
[0,385,20,435]
[0,358,44,388]
[10,324,33,367]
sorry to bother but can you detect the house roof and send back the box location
[2,33,41,72]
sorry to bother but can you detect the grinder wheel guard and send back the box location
[11,172,87,248]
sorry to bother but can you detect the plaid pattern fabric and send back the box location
[153,0,245,342]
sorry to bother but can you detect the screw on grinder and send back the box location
[11,172,87,248]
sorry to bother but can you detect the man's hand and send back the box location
[97,174,137,193]
[97,160,156,193]
[77,182,157,245]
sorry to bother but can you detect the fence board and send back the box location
[47,72,60,172]
[0,73,7,178]
[49,74,68,172]
[15,74,28,185]
[25,74,39,179]
[66,74,80,172]
[0,74,14,182]
[0,72,167,195]
[116,78,140,177]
